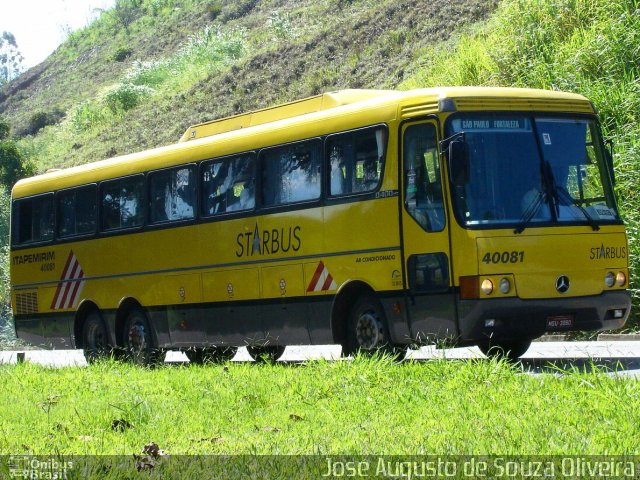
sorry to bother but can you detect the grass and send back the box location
[0,356,638,457]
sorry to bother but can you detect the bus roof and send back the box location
[12,87,594,199]
[177,89,395,143]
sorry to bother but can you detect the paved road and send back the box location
[2,341,640,376]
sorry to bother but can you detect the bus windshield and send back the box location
[447,114,620,228]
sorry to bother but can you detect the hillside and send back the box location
[0,0,496,168]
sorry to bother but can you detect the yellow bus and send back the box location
[9,87,631,363]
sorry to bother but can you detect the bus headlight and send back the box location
[604,272,615,288]
[480,279,494,295]
[616,271,627,287]
[499,277,511,294]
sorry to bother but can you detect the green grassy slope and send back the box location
[1,358,639,456]
[0,0,496,168]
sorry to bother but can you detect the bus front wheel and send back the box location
[343,295,406,360]
[186,347,238,364]
[123,309,163,366]
[477,338,532,361]
[82,312,111,363]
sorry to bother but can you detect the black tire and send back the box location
[123,309,163,366]
[477,338,532,361]
[82,312,112,363]
[186,346,238,364]
[343,295,406,360]
[247,345,285,363]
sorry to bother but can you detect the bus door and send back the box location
[400,120,457,342]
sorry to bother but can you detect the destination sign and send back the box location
[451,117,531,132]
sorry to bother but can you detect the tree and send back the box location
[0,31,24,85]
[0,117,9,140]
[0,140,27,188]
[0,116,33,189]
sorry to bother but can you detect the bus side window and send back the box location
[101,176,145,231]
[201,153,255,216]
[12,194,54,245]
[57,185,97,238]
[326,126,386,197]
[150,166,195,223]
[261,139,321,207]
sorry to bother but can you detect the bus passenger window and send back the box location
[201,153,255,216]
[57,185,97,238]
[326,126,386,196]
[12,194,54,245]
[150,166,195,223]
[101,176,145,231]
[403,124,445,232]
[261,139,321,206]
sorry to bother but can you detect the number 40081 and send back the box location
[482,251,525,264]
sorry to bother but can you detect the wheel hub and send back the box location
[355,311,384,350]
[128,323,147,351]
[87,323,106,349]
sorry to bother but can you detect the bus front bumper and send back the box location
[457,290,631,344]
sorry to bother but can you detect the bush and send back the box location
[69,101,109,132]
[0,139,32,188]
[113,46,134,62]
[180,26,246,66]
[220,0,258,22]
[125,60,169,87]
[104,82,153,113]
[267,11,297,41]
[146,0,177,16]
[25,109,64,136]
[111,0,144,31]
[0,117,9,140]
[206,1,223,21]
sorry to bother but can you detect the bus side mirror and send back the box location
[449,140,469,186]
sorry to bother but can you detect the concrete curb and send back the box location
[534,334,640,342]
[534,335,567,342]
[597,334,640,341]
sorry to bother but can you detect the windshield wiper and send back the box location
[514,189,546,234]
[553,185,600,231]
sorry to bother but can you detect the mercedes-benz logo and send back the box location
[555,275,570,294]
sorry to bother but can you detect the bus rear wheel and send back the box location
[82,312,112,363]
[343,295,406,360]
[247,345,285,363]
[186,347,238,364]
[477,338,532,361]
[123,309,163,366]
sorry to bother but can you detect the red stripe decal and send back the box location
[307,261,325,292]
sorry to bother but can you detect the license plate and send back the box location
[546,315,574,329]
